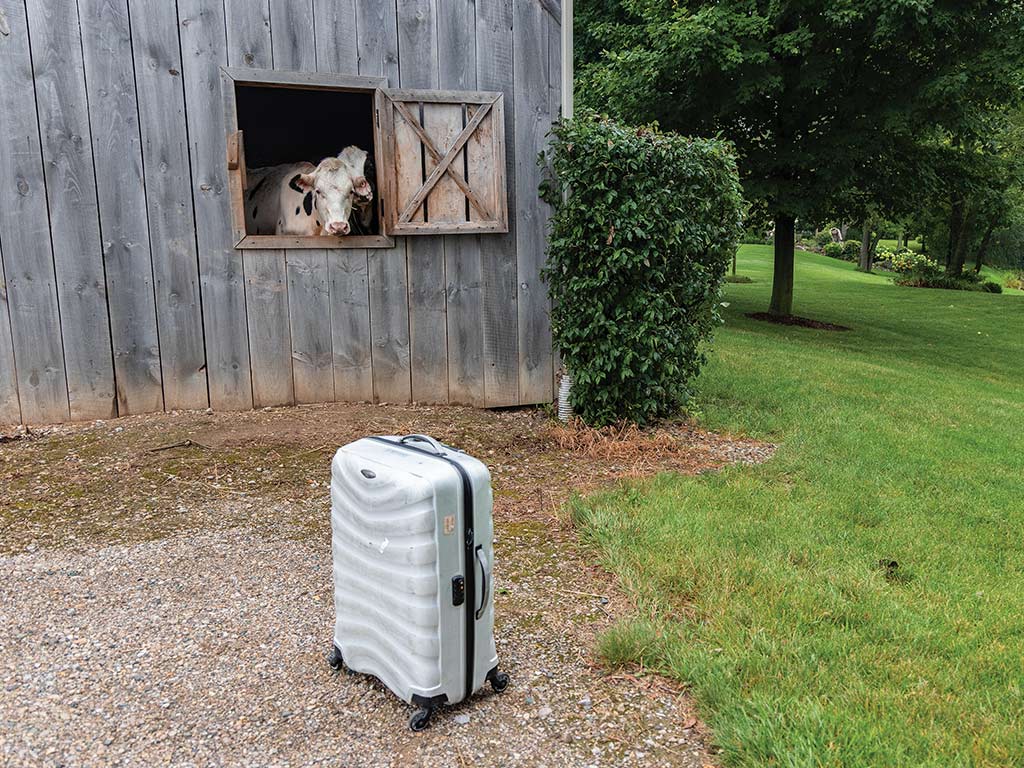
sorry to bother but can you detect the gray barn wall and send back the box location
[0,0,561,425]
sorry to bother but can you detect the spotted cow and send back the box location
[245,146,373,236]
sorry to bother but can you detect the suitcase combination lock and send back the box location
[451,575,466,606]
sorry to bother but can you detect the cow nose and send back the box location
[327,221,349,235]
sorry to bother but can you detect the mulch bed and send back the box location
[746,312,851,331]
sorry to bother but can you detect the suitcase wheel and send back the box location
[409,707,434,732]
[327,645,344,671]
[489,671,510,693]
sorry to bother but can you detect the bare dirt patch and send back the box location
[0,404,773,767]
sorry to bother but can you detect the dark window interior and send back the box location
[236,85,375,167]
[235,84,380,238]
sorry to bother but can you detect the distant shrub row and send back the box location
[888,251,1002,292]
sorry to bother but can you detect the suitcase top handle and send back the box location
[397,434,447,455]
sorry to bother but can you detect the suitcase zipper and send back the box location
[367,437,477,703]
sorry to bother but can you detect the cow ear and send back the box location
[297,173,316,191]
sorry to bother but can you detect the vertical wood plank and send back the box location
[79,0,163,416]
[423,102,465,225]
[437,0,476,91]
[513,0,554,403]
[466,104,498,224]
[396,0,437,87]
[548,14,562,120]
[178,0,253,410]
[444,233,484,404]
[0,246,21,424]
[548,13,563,392]
[0,0,69,424]
[26,0,117,420]
[438,0,483,405]
[287,251,334,402]
[404,234,446,403]
[317,2,369,401]
[268,0,326,404]
[354,0,399,84]
[476,0,519,406]
[270,0,315,72]
[398,0,447,403]
[224,0,293,407]
[328,251,372,401]
[360,0,409,402]
[224,0,270,70]
[393,108,426,224]
[245,254,293,406]
[313,0,357,73]
[367,249,411,402]
[128,0,208,410]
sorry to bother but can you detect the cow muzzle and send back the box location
[326,221,350,236]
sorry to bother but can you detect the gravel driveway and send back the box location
[1,405,771,767]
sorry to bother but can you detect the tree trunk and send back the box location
[732,248,737,277]
[951,205,974,276]
[859,220,874,272]
[947,200,964,271]
[769,213,796,317]
[974,223,995,274]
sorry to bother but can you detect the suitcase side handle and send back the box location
[397,434,446,455]
[475,546,490,620]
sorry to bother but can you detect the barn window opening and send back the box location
[222,67,509,249]
[230,81,387,248]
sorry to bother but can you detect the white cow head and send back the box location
[339,145,373,208]
[294,146,372,236]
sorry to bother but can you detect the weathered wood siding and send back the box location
[0,0,561,425]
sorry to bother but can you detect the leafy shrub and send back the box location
[873,248,895,270]
[890,250,941,276]
[981,281,1003,293]
[822,242,844,260]
[841,240,862,262]
[541,112,744,426]
[1006,271,1024,290]
[815,231,834,248]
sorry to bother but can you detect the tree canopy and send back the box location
[578,0,1024,315]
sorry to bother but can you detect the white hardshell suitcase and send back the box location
[328,434,508,730]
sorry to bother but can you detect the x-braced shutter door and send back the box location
[375,88,508,235]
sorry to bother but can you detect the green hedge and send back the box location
[541,113,744,426]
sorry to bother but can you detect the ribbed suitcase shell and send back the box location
[330,435,501,716]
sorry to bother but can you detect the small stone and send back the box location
[524,695,535,705]
[580,695,592,710]
[538,706,552,718]
[453,714,470,725]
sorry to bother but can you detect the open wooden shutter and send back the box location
[375,88,508,235]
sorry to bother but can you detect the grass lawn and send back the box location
[980,264,1024,296]
[877,238,923,252]
[574,245,1024,767]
